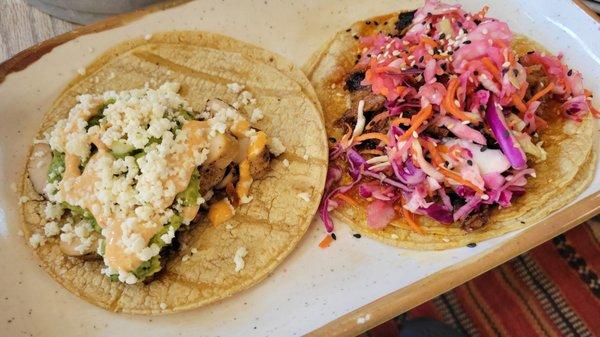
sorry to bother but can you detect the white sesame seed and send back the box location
[481,194,490,200]
[144,34,153,40]
[159,302,167,310]
[502,61,511,68]
[412,131,419,138]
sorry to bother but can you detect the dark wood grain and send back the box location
[0,0,188,84]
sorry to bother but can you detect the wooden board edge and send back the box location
[307,190,600,337]
[0,0,190,85]
[572,0,600,22]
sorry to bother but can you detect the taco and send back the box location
[306,0,598,249]
[19,31,328,313]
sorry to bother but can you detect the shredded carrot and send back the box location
[398,105,433,142]
[395,85,407,94]
[360,149,384,155]
[367,111,390,130]
[476,5,489,18]
[422,139,444,167]
[438,166,484,195]
[437,144,450,153]
[508,50,516,66]
[443,78,477,122]
[527,82,555,104]
[391,117,412,127]
[421,36,438,48]
[481,57,502,83]
[396,199,425,234]
[335,193,360,207]
[354,132,389,145]
[318,235,334,249]
[512,95,528,113]
[370,111,389,124]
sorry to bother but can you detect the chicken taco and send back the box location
[306,0,598,249]
[19,31,327,313]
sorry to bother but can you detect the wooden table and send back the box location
[0,0,77,62]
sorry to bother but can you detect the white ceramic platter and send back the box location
[1,1,599,336]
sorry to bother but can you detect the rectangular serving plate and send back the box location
[0,1,598,336]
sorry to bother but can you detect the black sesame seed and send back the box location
[513,69,519,76]
[328,137,337,143]
[374,21,379,25]
[457,21,463,28]
[467,159,473,166]
[479,105,486,111]
[353,233,362,238]
[440,63,447,71]
[447,50,454,55]
[527,51,535,54]
[474,19,481,25]
[345,28,351,32]
[567,69,573,76]
[463,40,472,44]
[473,70,479,76]
[480,146,488,152]
[520,221,526,224]
[331,233,337,240]
[467,242,477,248]
[462,28,468,34]
[353,35,359,40]
[418,56,424,63]
[439,33,446,39]
[366,20,371,25]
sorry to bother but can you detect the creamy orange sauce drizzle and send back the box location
[60,120,211,272]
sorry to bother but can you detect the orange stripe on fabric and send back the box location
[530,241,600,332]
[471,269,541,337]
[497,264,560,337]
[454,284,504,337]
[567,223,600,272]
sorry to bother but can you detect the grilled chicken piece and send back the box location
[27,143,52,195]
[248,145,272,178]
[198,165,227,195]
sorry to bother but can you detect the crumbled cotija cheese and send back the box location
[44,222,60,237]
[29,233,46,248]
[268,137,286,156]
[250,108,264,123]
[297,193,310,202]
[226,82,244,94]
[234,246,248,272]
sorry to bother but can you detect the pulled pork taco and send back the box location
[19,31,327,313]
[306,0,598,249]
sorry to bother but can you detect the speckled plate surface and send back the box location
[1,1,599,336]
